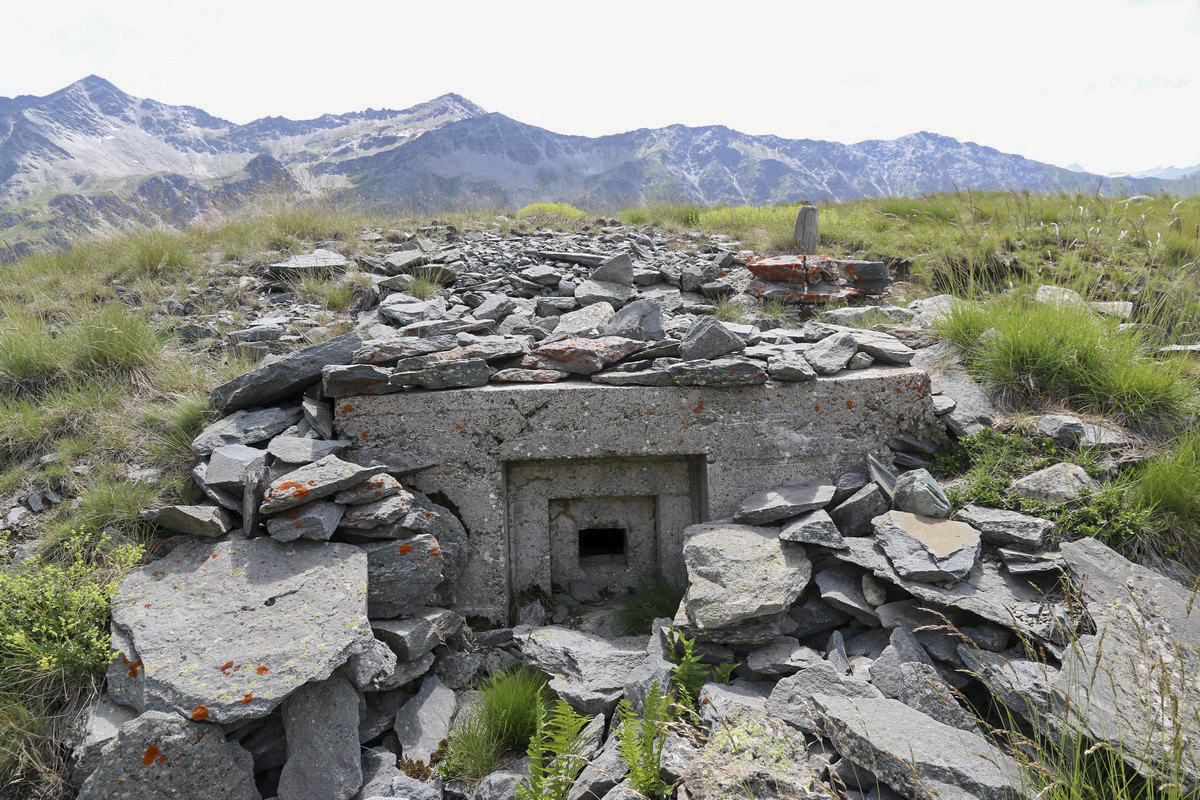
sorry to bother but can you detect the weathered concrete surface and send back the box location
[106,538,372,724]
[338,368,944,621]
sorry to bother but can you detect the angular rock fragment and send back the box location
[521,336,643,374]
[516,626,643,716]
[379,296,447,327]
[206,444,269,491]
[394,675,456,764]
[804,331,858,374]
[668,357,766,386]
[575,279,635,307]
[779,509,846,548]
[333,473,403,505]
[372,607,463,661]
[554,302,615,335]
[680,316,746,361]
[873,511,980,582]
[735,483,835,525]
[829,483,889,537]
[105,538,372,724]
[260,455,386,515]
[68,694,137,788]
[322,363,396,396]
[140,504,233,538]
[891,468,950,518]
[767,662,882,734]
[265,500,344,542]
[1012,462,1101,503]
[683,709,823,800]
[681,522,810,630]
[491,367,571,383]
[278,674,361,800]
[391,356,492,389]
[767,351,817,381]
[597,298,666,341]
[78,711,259,800]
[352,334,457,366]
[210,333,362,413]
[192,405,302,457]
[814,565,879,625]
[955,504,1054,549]
[361,534,444,617]
[339,490,415,530]
[267,435,351,464]
[590,253,634,285]
[267,248,348,276]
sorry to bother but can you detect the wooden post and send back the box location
[794,205,818,253]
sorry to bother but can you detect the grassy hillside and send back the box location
[0,191,1198,796]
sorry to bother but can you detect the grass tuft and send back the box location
[614,578,684,635]
[439,667,551,785]
[516,203,589,223]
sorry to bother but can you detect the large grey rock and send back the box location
[210,333,362,413]
[680,316,746,361]
[352,334,457,366]
[812,695,1023,800]
[830,484,889,537]
[391,356,492,389]
[472,294,516,321]
[767,351,817,381]
[206,444,269,490]
[394,675,457,764]
[1054,538,1200,787]
[381,774,442,799]
[873,511,980,582]
[192,405,302,457]
[804,332,858,374]
[265,499,345,542]
[768,662,883,734]
[568,730,627,800]
[1011,462,1101,503]
[260,455,386,515]
[268,435,352,464]
[140,504,233,538]
[555,301,615,335]
[474,770,521,800]
[814,565,879,625]
[779,509,845,548]
[522,336,643,374]
[77,711,259,800]
[847,330,916,365]
[623,620,676,713]
[335,473,404,505]
[683,709,823,799]
[735,483,835,525]
[106,538,372,724]
[697,681,771,726]
[575,278,635,306]
[278,674,361,800]
[268,248,348,275]
[668,357,767,386]
[681,522,810,630]
[372,608,463,661]
[746,636,822,677]
[955,504,1054,549]
[339,491,416,530]
[68,694,138,788]
[346,638,400,689]
[516,626,643,715]
[597,298,666,341]
[321,364,397,397]
[361,534,445,617]
[590,253,635,285]
[891,469,950,518]
[379,296,447,327]
[911,342,996,436]
[877,660,978,732]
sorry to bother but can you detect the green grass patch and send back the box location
[614,579,685,635]
[516,203,589,222]
[713,298,747,324]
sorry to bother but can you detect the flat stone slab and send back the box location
[140,505,233,538]
[210,333,363,413]
[192,406,302,457]
[78,711,259,800]
[106,538,372,724]
[521,336,644,374]
[516,626,644,716]
[361,534,445,617]
[813,694,1023,800]
[682,522,810,630]
[955,504,1054,549]
[779,509,845,548]
[735,483,835,524]
[278,673,361,800]
[1012,462,1101,503]
[394,675,456,764]
[260,455,386,515]
[873,510,980,582]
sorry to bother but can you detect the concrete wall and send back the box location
[336,366,944,622]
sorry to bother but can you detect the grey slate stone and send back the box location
[106,538,372,724]
[555,301,616,335]
[322,364,397,397]
[192,405,303,457]
[345,638,399,689]
[590,253,635,285]
[268,435,352,464]
[210,333,363,413]
[260,455,386,515]
[746,636,822,677]
[814,565,879,625]
[812,695,1022,800]
[517,626,644,716]
[391,356,492,389]
[1011,462,1101,503]
[575,279,635,307]
[873,511,980,582]
[683,708,823,800]
[78,711,259,800]
[265,499,345,542]
[278,673,362,800]
[361,535,445,617]
[955,504,1055,549]
[597,298,666,341]
[767,662,882,734]
[206,444,269,490]
[829,484,889,537]
[779,509,846,548]
[735,483,835,525]
[268,248,348,275]
[140,504,233,538]
[681,522,811,630]
[767,351,817,381]
[804,331,858,374]
[668,357,767,386]
[394,675,456,764]
[680,316,746,361]
[891,469,951,518]
[334,473,404,505]
[474,770,521,800]
[68,694,137,788]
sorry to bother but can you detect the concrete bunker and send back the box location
[336,366,944,622]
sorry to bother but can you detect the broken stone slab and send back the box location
[268,434,352,464]
[745,636,822,677]
[767,662,883,734]
[911,341,997,436]
[875,660,978,732]
[554,301,616,335]
[590,252,635,285]
[767,351,817,381]
[829,537,1069,646]
[193,461,242,512]
[492,367,571,383]
[434,336,533,364]
[139,504,234,538]
[779,509,846,548]
[592,367,675,386]
[471,294,516,322]
[681,522,810,630]
[391,356,492,389]
[735,483,835,525]
[106,537,372,724]
[322,364,397,397]
[516,626,644,716]
[873,511,981,583]
[361,534,445,617]
[206,444,269,491]
[192,405,303,457]
[339,491,416,530]
[265,499,345,542]
[804,331,858,374]
[998,547,1064,573]
[683,708,824,800]
[393,674,456,765]
[372,607,463,661]
[278,673,361,800]
[260,455,386,515]
[830,483,889,537]
[379,296,448,327]
[813,695,1023,800]
[210,333,363,413]
[1011,462,1101,503]
[788,596,852,638]
[568,727,628,800]
[814,565,879,625]
[352,334,458,366]
[667,356,767,386]
[955,504,1054,549]
[521,336,644,374]
[1054,537,1200,787]
[891,469,950,518]
[68,694,138,789]
[575,279,635,307]
[383,249,430,274]
[334,473,403,505]
[679,316,746,361]
[78,711,260,800]
[597,298,666,341]
[346,638,399,689]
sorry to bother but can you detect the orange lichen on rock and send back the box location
[191,705,209,722]
[142,744,162,766]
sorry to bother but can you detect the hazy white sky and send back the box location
[5,0,1199,175]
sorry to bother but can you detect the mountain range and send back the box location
[2,76,1198,259]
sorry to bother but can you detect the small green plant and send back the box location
[516,697,590,800]
[617,684,672,799]
[439,667,551,783]
[408,275,442,300]
[755,298,791,322]
[667,629,736,709]
[614,578,684,635]
[713,298,747,324]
